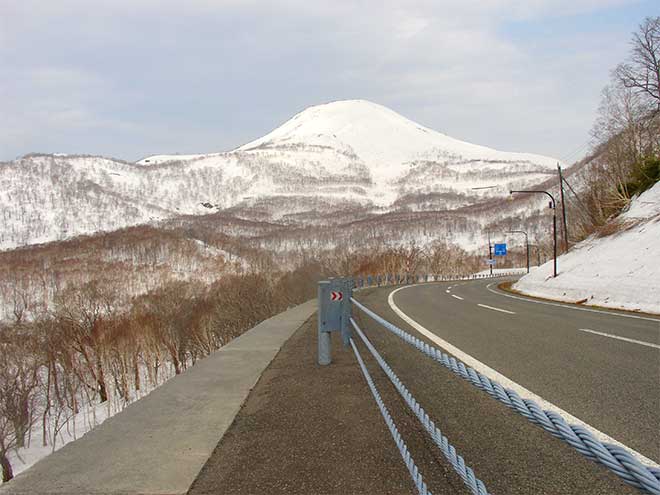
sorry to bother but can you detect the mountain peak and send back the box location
[237,100,558,179]
[237,99,439,153]
[2,98,562,251]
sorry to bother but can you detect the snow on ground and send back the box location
[1,363,177,484]
[513,182,660,314]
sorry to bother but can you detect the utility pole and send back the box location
[488,230,493,275]
[557,164,569,253]
[510,190,557,278]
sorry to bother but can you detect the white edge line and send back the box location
[477,303,515,314]
[486,283,660,323]
[387,285,659,468]
[578,328,660,350]
[451,294,464,301]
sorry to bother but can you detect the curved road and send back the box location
[360,278,660,463]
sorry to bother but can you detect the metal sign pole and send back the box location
[317,281,332,365]
[317,278,353,365]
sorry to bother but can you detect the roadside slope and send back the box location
[514,181,660,313]
[0,300,316,495]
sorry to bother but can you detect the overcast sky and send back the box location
[1,0,657,163]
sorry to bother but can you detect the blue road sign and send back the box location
[494,243,507,256]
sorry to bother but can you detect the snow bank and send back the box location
[513,182,660,314]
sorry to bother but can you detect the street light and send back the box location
[509,190,557,277]
[507,230,529,274]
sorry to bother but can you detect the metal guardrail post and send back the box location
[340,278,352,346]
[317,281,332,365]
[317,278,352,365]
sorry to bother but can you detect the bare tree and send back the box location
[0,327,41,482]
[54,282,116,403]
[133,282,196,376]
[615,17,660,110]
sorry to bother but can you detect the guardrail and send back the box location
[317,273,660,495]
[351,271,524,290]
[318,272,520,365]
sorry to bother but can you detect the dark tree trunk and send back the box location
[96,360,108,403]
[43,363,52,447]
[134,358,140,391]
[1,452,13,483]
[98,378,108,403]
[13,423,26,449]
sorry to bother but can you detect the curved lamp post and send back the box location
[510,190,557,278]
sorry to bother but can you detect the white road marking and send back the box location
[451,294,464,301]
[477,303,515,314]
[486,282,660,323]
[387,285,659,467]
[578,328,660,350]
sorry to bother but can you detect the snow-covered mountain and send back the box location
[0,100,560,250]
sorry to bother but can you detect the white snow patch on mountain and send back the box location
[513,181,660,314]
[239,100,558,196]
[1,100,561,250]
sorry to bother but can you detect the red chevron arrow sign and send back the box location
[330,291,343,301]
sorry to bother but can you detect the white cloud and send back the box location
[0,0,652,161]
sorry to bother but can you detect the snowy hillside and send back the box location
[1,100,561,250]
[513,181,660,314]
[237,100,557,203]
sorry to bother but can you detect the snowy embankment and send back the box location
[513,182,660,314]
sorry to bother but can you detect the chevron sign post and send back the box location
[318,278,352,365]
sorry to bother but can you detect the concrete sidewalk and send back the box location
[0,300,316,495]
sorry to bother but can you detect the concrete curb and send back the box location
[0,299,317,495]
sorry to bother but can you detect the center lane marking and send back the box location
[578,328,660,349]
[477,303,515,314]
[386,285,659,467]
[451,294,464,301]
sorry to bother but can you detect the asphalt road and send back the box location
[190,278,657,494]
[359,278,660,463]
[188,313,473,495]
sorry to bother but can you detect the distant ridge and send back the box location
[2,100,560,250]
